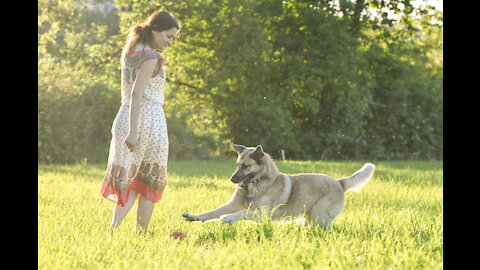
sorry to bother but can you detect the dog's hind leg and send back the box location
[309,196,344,229]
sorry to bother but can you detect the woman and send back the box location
[100,11,180,233]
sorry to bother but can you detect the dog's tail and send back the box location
[338,163,375,192]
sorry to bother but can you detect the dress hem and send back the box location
[101,179,164,206]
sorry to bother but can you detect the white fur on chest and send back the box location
[246,174,292,209]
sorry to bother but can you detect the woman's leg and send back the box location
[136,195,155,234]
[109,190,138,230]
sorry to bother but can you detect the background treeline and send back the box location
[38,0,443,163]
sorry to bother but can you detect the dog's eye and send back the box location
[242,164,250,169]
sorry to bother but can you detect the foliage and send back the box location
[38,0,442,163]
[38,160,443,269]
[38,57,119,163]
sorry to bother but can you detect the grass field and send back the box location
[38,160,443,269]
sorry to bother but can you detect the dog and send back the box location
[182,143,375,228]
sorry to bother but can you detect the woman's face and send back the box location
[151,27,178,50]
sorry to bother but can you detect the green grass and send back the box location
[38,160,443,269]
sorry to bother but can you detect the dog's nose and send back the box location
[230,175,240,183]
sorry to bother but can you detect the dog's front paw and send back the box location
[220,214,238,226]
[182,212,199,222]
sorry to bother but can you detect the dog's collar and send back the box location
[246,177,262,185]
[240,176,264,189]
[242,164,269,187]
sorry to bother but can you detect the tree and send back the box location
[38,0,443,162]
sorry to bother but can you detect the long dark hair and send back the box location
[121,11,180,63]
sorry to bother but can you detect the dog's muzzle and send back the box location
[230,168,245,184]
[231,172,256,187]
[230,175,243,184]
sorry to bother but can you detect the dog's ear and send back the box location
[252,145,264,164]
[231,143,247,154]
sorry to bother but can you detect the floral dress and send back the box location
[101,49,168,206]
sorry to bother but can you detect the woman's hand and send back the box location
[124,132,138,152]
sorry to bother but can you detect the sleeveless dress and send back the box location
[100,49,168,206]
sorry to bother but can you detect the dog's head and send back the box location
[230,143,266,186]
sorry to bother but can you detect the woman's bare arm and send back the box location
[124,58,158,152]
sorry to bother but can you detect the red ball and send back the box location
[167,231,186,240]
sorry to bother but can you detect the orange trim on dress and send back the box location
[128,49,164,78]
[128,48,156,57]
[101,178,164,206]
